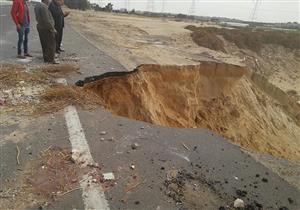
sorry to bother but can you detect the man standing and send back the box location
[34,0,58,64]
[49,0,69,53]
[11,0,32,58]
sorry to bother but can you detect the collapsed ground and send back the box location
[68,10,300,98]
[83,62,300,162]
[1,8,300,210]
[68,10,300,162]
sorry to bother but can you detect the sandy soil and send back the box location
[67,10,300,187]
[68,10,300,99]
[68,10,243,70]
[85,63,300,162]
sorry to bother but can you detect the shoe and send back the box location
[17,55,26,59]
[52,60,60,64]
[55,50,61,54]
[24,53,33,57]
[45,59,59,64]
[58,48,65,52]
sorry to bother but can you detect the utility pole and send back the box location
[147,0,155,12]
[251,0,261,21]
[189,0,196,16]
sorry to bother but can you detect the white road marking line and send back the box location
[169,150,190,162]
[58,78,109,210]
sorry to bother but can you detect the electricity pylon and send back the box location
[251,0,262,21]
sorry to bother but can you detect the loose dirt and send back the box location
[164,170,229,209]
[0,63,102,115]
[36,85,103,115]
[24,146,80,199]
[0,147,80,210]
[84,62,300,162]
[0,63,79,89]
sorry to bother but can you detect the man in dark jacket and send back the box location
[49,0,69,53]
[11,0,32,58]
[34,0,58,64]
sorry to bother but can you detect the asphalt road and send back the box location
[1,3,300,210]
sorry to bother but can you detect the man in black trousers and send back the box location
[34,0,58,64]
[49,0,69,53]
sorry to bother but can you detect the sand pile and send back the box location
[84,62,300,162]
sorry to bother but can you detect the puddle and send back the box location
[82,62,300,162]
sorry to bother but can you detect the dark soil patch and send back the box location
[185,26,300,53]
[24,146,80,199]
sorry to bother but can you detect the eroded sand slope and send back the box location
[68,10,300,98]
[85,62,300,162]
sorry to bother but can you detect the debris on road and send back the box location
[124,178,146,193]
[56,187,82,197]
[181,142,190,151]
[164,170,226,208]
[108,137,114,141]
[16,144,20,165]
[234,198,245,208]
[131,143,139,150]
[36,85,102,114]
[24,146,79,199]
[166,170,178,181]
[130,164,135,170]
[236,189,247,197]
[0,63,102,115]
[100,131,107,135]
[103,172,115,180]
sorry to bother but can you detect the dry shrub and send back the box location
[0,64,46,88]
[190,28,225,52]
[36,85,103,114]
[0,63,80,89]
[1,63,99,115]
[219,27,262,52]
[185,26,300,53]
[38,64,80,78]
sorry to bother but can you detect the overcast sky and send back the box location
[90,0,300,23]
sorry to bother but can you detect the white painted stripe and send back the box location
[65,106,94,166]
[81,173,110,209]
[59,78,109,210]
